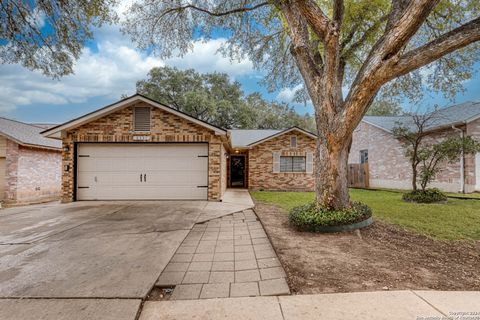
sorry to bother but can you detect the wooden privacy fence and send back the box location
[348,163,369,188]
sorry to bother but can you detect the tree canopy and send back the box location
[366,100,403,116]
[0,0,117,77]
[124,1,480,106]
[136,66,315,131]
[123,0,480,210]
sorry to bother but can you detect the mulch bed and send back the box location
[254,202,480,294]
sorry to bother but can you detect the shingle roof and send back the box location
[229,129,282,148]
[0,117,61,150]
[363,101,480,132]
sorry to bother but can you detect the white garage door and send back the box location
[76,143,208,200]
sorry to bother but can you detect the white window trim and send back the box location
[279,155,307,173]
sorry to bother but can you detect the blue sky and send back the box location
[0,9,479,124]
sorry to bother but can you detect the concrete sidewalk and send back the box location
[139,290,480,320]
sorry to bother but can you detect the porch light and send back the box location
[63,145,69,152]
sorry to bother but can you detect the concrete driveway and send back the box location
[0,191,253,319]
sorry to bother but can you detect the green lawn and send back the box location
[250,189,480,241]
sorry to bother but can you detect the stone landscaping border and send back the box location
[313,216,374,233]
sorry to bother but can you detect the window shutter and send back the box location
[134,107,151,131]
[272,152,280,173]
[306,152,314,173]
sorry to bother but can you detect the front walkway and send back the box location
[139,290,480,320]
[156,209,289,299]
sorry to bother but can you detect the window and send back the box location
[360,150,369,164]
[290,136,297,148]
[134,107,151,131]
[280,156,306,172]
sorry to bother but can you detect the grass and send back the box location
[250,189,480,241]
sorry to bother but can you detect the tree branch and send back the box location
[281,3,321,81]
[159,2,269,18]
[333,0,344,27]
[390,17,480,80]
[339,0,440,139]
[295,0,332,41]
[341,15,388,60]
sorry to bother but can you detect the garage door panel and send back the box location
[146,171,207,186]
[143,157,207,171]
[76,143,208,200]
[93,158,143,172]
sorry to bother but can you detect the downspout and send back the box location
[452,125,465,193]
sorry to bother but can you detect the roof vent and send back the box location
[134,107,151,132]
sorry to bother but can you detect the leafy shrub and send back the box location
[402,188,447,203]
[288,202,372,232]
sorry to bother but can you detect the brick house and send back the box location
[349,102,480,193]
[0,118,62,205]
[42,94,317,202]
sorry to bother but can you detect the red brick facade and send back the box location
[247,132,316,191]
[60,102,227,202]
[1,137,61,204]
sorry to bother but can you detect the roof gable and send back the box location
[246,127,317,147]
[0,117,61,150]
[42,94,227,139]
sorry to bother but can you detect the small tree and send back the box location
[393,113,480,192]
[417,136,480,191]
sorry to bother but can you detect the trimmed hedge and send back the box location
[402,188,447,204]
[288,201,372,232]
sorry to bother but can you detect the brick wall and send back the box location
[220,143,227,195]
[2,138,61,204]
[466,117,480,192]
[4,139,19,201]
[350,121,469,193]
[61,102,226,202]
[16,146,62,202]
[248,132,315,191]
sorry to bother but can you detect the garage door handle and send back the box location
[140,174,142,182]
[144,173,146,182]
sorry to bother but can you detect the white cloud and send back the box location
[0,0,255,113]
[0,39,164,112]
[166,39,254,78]
[277,84,303,103]
[0,30,255,112]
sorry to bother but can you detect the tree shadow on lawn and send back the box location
[254,202,480,294]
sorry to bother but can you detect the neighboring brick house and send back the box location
[0,118,62,205]
[42,94,317,202]
[349,102,480,193]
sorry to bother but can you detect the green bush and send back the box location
[288,201,372,232]
[402,188,447,203]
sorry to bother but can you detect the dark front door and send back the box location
[230,156,246,188]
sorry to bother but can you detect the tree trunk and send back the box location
[314,134,352,210]
[411,164,417,191]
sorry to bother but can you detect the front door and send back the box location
[230,155,245,188]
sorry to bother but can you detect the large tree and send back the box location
[0,0,117,77]
[136,66,316,130]
[137,66,244,128]
[124,0,480,210]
